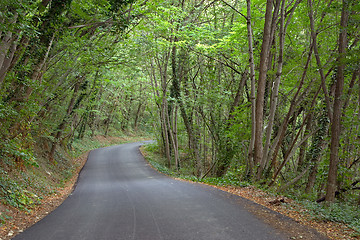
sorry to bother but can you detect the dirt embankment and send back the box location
[0,152,88,240]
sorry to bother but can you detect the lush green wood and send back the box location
[0,0,359,205]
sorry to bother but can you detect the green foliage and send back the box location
[301,201,360,233]
[201,175,250,188]
[0,172,40,210]
[0,137,39,168]
[142,143,173,175]
[71,136,108,156]
[0,210,12,226]
[143,143,251,187]
[0,0,359,233]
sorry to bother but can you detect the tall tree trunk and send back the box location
[257,0,286,180]
[246,0,256,175]
[161,96,171,168]
[133,102,142,131]
[0,34,19,87]
[173,105,180,169]
[253,0,274,170]
[325,0,349,202]
[160,59,171,167]
[104,104,117,136]
[0,13,18,72]
[148,58,170,163]
[172,44,201,176]
[269,77,323,184]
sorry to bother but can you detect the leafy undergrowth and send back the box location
[0,133,150,240]
[141,143,360,240]
[300,201,360,233]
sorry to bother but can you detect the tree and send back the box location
[325,0,350,202]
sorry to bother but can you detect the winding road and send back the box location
[13,142,327,240]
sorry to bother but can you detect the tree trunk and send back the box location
[165,100,177,169]
[253,0,274,169]
[171,44,201,176]
[173,105,180,169]
[133,102,143,131]
[0,13,18,72]
[257,0,286,180]
[325,0,349,202]
[246,0,256,175]
[305,164,319,194]
[104,104,117,136]
[31,33,55,84]
[0,32,20,87]
[161,96,171,168]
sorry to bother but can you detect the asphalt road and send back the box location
[13,142,320,240]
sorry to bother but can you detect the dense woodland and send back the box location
[0,0,359,214]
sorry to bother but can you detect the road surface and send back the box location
[13,142,325,240]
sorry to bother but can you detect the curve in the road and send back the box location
[13,142,325,240]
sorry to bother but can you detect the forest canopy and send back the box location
[0,0,359,210]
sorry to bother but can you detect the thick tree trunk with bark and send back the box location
[253,0,275,178]
[325,0,349,202]
[161,85,171,168]
[257,0,286,180]
[133,102,143,131]
[0,13,18,75]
